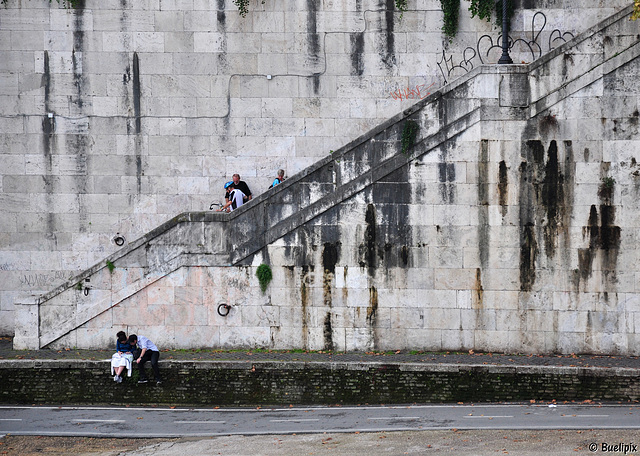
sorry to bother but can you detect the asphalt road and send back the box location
[1,403,639,438]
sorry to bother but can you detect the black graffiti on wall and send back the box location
[19,271,69,289]
[438,12,575,84]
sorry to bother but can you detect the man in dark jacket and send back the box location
[226,173,252,203]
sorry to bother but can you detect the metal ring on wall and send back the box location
[217,304,231,317]
[113,234,126,246]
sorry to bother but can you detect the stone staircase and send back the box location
[14,4,639,349]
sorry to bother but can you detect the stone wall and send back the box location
[0,0,630,336]
[1,360,638,405]
[12,4,640,354]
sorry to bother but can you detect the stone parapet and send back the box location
[1,359,638,406]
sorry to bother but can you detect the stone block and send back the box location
[154,11,185,32]
[220,326,271,348]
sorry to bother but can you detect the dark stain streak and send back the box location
[576,177,621,290]
[400,245,409,266]
[478,139,490,270]
[368,286,378,349]
[132,52,141,135]
[132,52,143,193]
[498,160,508,216]
[379,0,396,69]
[541,141,563,259]
[520,223,538,291]
[217,0,226,30]
[323,312,333,351]
[350,32,365,76]
[438,162,455,203]
[307,0,321,93]
[519,140,571,291]
[300,265,311,350]
[322,242,340,274]
[364,204,377,273]
[42,51,55,234]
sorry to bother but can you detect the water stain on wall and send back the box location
[300,265,313,349]
[378,0,396,70]
[439,161,456,204]
[575,172,621,291]
[71,3,89,231]
[473,267,484,310]
[498,160,508,215]
[307,0,322,93]
[323,312,333,351]
[321,242,340,349]
[217,0,226,29]
[518,139,571,291]
[350,32,365,76]
[41,51,56,235]
[477,139,490,270]
[367,285,378,348]
[361,203,377,273]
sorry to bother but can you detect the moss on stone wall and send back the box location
[1,361,638,406]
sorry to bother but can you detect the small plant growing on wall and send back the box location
[106,260,115,274]
[401,120,419,156]
[601,176,616,189]
[256,264,273,294]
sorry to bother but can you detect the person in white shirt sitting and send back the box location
[128,334,162,385]
[217,183,245,212]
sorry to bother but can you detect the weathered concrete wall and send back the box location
[0,0,630,336]
[14,4,640,355]
[1,360,639,405]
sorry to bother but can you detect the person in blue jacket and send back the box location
[270,169,285,188]
[111,331,133,383]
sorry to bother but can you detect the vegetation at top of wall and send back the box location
[440,0,461,41]
[469,0,514,29]
[1,0,81,6]
[233,0,410,18]
[468,0,494,22]
[256,264,273,293]
[632,0,640,21]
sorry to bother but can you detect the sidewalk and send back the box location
[2,336,638,370]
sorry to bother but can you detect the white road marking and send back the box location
[75,419,126,423]
[0,419,22,421]
[270,419,320,423]
[570,415,610,418]
[174,421,226,424]
[464,416,514,419]
[368,417,420,420]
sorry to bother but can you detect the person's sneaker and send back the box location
[113,375,119,382]
[117,376,123,383]
[156,380,162,385]
[138,378,148,384]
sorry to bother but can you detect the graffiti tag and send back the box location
[19,271,69,289]
[390,82,435,101]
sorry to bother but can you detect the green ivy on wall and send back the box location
[468,0,494,22]
[440,0,460,41]
[256,264,273,294]
[469,0,514,28]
